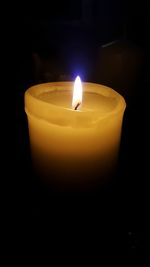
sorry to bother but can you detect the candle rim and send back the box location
[25,82,126,127]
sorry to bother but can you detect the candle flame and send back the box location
[72,76,83,110]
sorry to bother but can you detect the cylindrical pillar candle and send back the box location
[25,78,126,191]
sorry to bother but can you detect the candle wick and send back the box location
[74,102,80,110]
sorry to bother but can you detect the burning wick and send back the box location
[72,76,83,111]
[74,102,81,110]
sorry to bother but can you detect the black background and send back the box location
[4,0,148,255]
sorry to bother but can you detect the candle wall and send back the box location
[25,82,126,191]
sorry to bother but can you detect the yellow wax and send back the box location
[25,82,126,191]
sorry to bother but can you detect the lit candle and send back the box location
[25,77,126,191]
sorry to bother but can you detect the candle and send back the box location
[25,77,126,191]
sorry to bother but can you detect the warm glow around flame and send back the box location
[72,76,83,110]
